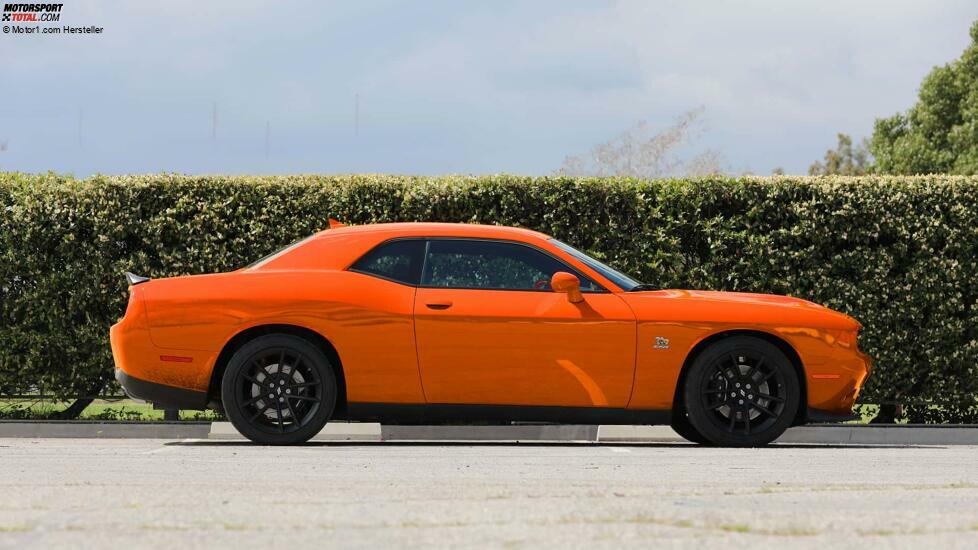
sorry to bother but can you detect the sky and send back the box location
[0,0,975,176]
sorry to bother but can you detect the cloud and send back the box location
[0,0,975,175]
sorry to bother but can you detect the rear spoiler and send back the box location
[125,272,150,286]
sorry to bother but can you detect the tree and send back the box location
[808,133,872,175]
[557,108,725,178]
[870,20,978,174]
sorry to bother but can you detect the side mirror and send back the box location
[550,271,584,303]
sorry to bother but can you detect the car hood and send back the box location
[619,289,861,331]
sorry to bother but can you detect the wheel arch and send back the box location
[208,324,348,416]
[672,329,808,426]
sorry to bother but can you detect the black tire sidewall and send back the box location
[221,334,337,445]
[684,336,800,447]
[670,412,711,445]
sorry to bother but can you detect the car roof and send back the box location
[314,222,552,242]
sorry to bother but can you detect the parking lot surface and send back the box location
[1,439,977,548]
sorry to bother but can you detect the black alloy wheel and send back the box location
[222,334,337,445]
[683,336,799,447]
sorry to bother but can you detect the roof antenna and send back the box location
[328,218,347,229]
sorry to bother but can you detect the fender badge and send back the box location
[653,337,670,350]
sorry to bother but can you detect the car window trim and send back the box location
[418,237,608,293]
[347,236,609,293]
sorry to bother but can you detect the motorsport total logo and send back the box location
[2,3,104,35]
[2,3,62,21]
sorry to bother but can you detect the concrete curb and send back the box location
[597,424,978,445]
[381,424,598,442]
[208,421,381,441]
[3,421,978,445]
[204,422,978,445]
[0,420,211,439]
[776,424,978,446]
[212,422,978,445]
[596,425,684,443]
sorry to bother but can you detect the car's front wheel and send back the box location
[683,336,800,447]
[222,334,337,445]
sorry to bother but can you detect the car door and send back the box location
[413,238,637,408]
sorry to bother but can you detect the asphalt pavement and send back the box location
[1,439,977,548]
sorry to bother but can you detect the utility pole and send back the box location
[264,121,270,158]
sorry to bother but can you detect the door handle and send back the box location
[425,301,453,310]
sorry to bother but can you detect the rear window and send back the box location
[349,239,426,285]
[247,235,316,269]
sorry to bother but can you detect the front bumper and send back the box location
[805,346,872,416]
[115,368,208,410]
[806,407,859,424]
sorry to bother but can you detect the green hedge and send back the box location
[1,173,976,422]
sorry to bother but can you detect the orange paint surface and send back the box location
[414,287,634,407]
[110,222,871,417]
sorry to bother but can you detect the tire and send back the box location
[670,411,711,445]
[222,334,337,445]
[683,336,800,447]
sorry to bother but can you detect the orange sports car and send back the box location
[111,222,871,446]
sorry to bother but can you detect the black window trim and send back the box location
[347,236,609,293]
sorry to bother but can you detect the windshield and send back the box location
[549,239,643,291]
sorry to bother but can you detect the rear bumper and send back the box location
[115,368,209,410]
[110,288,214,408]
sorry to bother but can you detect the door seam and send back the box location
[618,294,641,409]
[410,287,429,403]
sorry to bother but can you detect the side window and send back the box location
[350,239,425,285]
[422,240,601,291]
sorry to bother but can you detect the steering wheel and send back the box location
[533,278,549,290]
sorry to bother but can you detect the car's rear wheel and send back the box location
[222,334,337,445]
[683,336,799,447]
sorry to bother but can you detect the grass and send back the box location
[0,398,223,421]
